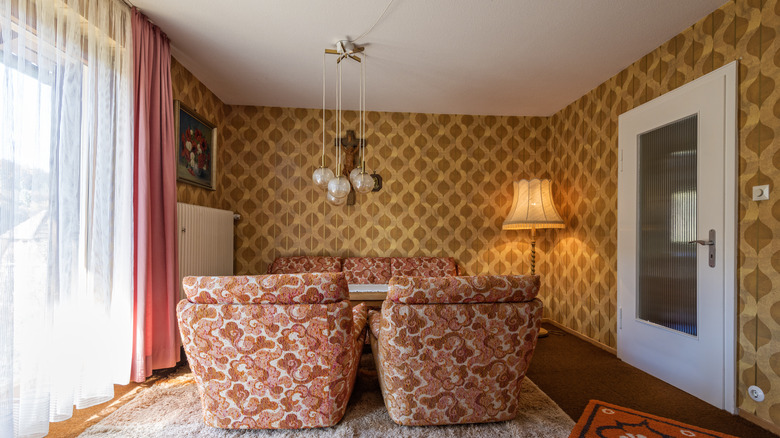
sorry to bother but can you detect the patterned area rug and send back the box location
[79,355,574,437]
[569,400,738,438]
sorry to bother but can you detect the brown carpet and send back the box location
[79,356,574,437]
[527,323,777,438]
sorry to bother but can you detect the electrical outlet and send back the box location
[748,385,765,402]
[752,185,769,201]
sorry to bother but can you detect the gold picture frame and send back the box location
[174,100,217,190]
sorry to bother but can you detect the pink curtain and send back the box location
[131,8,180,382]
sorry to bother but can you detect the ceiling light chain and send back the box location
[313,52,335,188]
[324,51,353,205]
[350,55,374,193]
[353,0,396,43]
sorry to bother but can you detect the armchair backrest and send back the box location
[387,274,538,304]
[377,275,543,426]
[177,273,362,429]
[182,272,349,304]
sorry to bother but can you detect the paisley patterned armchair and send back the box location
[368,275,543,426]
[177,273,367,429]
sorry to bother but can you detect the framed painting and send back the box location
[175,100,217,190]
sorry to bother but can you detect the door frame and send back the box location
[616,61,737,413]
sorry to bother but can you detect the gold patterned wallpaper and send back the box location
[173,61,557,301]
[172,58,230,210]
[546,0,780,426]
[219,107,554,281]
[171,0,780,428]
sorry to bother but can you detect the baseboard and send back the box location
[542,319,617,355]
[738,409,780,435]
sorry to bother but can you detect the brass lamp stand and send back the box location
[502,179,565,338]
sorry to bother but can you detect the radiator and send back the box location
[177,203,234,300]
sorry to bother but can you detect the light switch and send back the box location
[752,184,770,201]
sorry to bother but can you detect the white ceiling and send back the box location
[131,0,727,117]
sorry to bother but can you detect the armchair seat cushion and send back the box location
[368,309,382,339]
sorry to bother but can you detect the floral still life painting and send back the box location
[175,101,216,190]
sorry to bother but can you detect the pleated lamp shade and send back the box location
[502,179,564,230]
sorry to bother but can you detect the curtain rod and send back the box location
[119,0,166,34]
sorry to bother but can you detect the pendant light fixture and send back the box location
[313,39,373,204]
[312,0,396,204]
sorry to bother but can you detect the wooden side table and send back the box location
[348,284,388,309]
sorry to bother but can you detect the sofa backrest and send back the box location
[342,257,392,284]
[389,256,458,277]
[266,255,459,284]
[266,256,342,274]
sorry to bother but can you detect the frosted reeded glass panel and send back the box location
[637,114,697,336]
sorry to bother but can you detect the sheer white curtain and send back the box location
[0,0,134,436]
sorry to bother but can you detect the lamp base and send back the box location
[538,327,549,338]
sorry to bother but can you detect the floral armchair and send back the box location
[177,273,367,429]
[368,275,543,426]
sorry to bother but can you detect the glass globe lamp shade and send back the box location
[349,167,362,186]
[312,166,334,189]
[327,191,348,205]
[327,175,351,199]
[354,171,375,194]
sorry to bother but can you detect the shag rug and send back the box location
[80,355,574,437]
[569,400,738,438]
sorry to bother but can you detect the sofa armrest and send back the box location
[352,303,368,341]
[368,310,382,339]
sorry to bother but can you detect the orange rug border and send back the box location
[569,399,739,438]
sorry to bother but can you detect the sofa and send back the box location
[368,275,543,426]
[267,256,460,282]
[177,272,367,429]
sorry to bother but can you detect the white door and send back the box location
[617,61,737,412]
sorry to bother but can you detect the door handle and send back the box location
[688,229,716,268]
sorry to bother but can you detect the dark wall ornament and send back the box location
[335,129,380,203]
[371,173,382,192]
